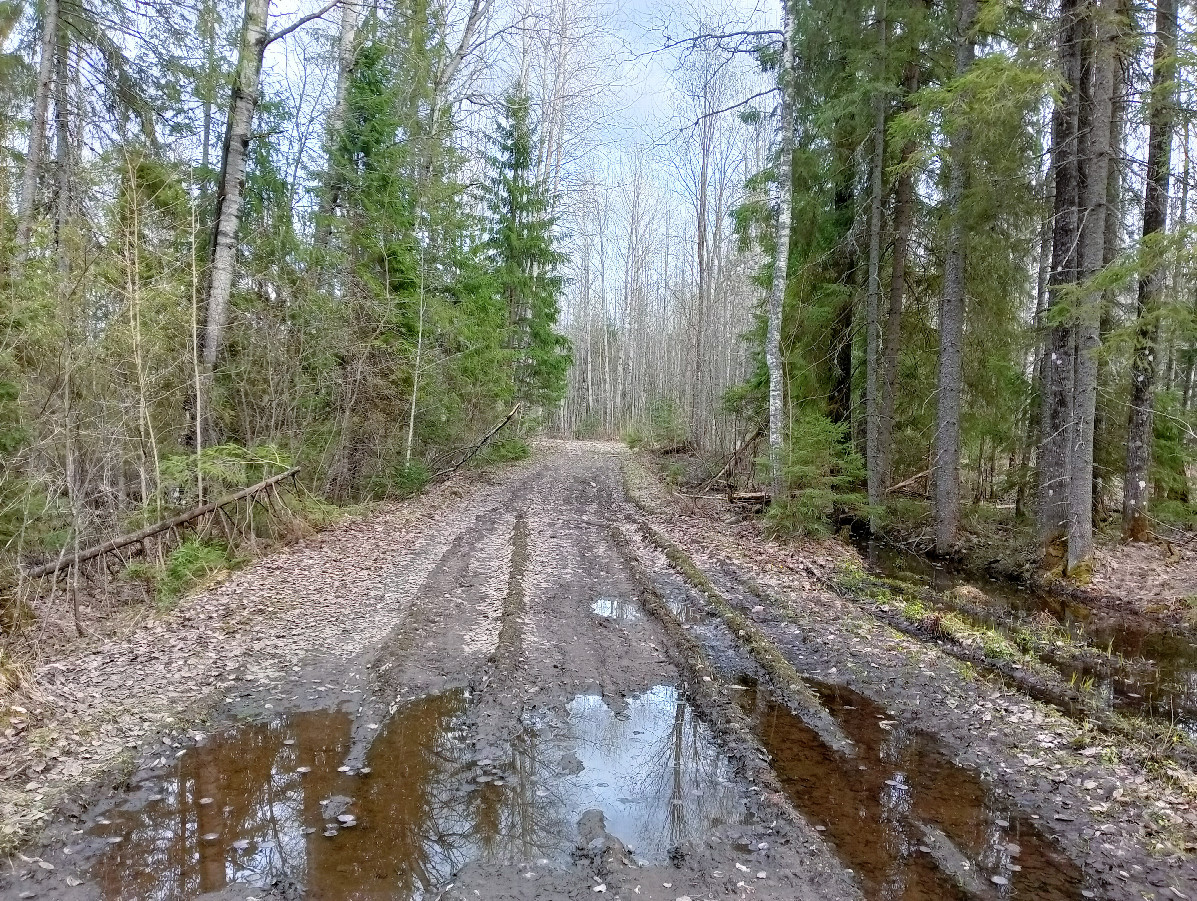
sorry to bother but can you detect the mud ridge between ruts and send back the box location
[2,441,867,901]
[621,455,1197,901]
[770,564,1197,769]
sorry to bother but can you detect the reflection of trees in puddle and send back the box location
[89,692,563,899]
[548,685,743,858]
[744,683,1085,900]
[88,685,741,899]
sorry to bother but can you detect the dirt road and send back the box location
[1,441,1192,900]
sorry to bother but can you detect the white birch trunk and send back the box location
[199,0,270,437]
[765,0,794,501]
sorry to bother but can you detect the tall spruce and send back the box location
[484,89,571,413]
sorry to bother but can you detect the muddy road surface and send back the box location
[2,441,1193,900]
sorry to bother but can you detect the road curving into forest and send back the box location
[1,441,1193,900]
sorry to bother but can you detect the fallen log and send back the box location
[432,404,522,482]
[18,467,301,582]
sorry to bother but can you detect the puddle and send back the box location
[591,595,643,622]
[531,684,745,858]
[738,679,1087,900]
[85,685,743,898]
[859,539,1197,732]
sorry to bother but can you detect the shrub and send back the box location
[623,398,690,452]
[763,412,867,537]
[390,462,431,496]
[475,437,531,465]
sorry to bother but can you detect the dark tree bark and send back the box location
[865,0,888,528]
[932,0,979,554]
[1123,0,1178,540]
[12,0,59,274]
[1067,0,1121,572]
[878,53,921,498]
[1038,0,1085,557]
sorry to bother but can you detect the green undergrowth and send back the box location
[473,437,531,465]
[123,539,239,608]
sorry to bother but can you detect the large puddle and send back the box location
[84,684,743,898]
[738,679,1087,900]
[859,539,1197,733]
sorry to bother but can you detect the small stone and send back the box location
[202,833,219,841]
[198,797,214,805]
[756,872,766,879]
[296,767,311,774]
[991,876,1009,886]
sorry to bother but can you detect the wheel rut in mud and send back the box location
[1,441,1190,901]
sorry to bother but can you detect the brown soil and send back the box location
[0,441,1191,901]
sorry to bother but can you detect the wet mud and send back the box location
[3,442,1190,901]
[860,540,1197,734]
[740,678,1086,900]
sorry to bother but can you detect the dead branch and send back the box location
[18,467,301,582]
[432,404,522,482]
[887,468,931,495]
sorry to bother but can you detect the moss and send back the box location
[1066,558,1094,585]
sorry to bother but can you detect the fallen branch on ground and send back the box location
[18,467,301,583]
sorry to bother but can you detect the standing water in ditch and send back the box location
[737,678,1087,900]
[858,539,1197,734]
[80,683,744,899]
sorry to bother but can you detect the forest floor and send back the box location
[0,440,1194,901]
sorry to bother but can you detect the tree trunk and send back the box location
[1123,0,1177,540]
[932,0,978,555]
[1067,0,1121,572]
[1038,0,1085,557]
[865,0,887,530]
[1092,5,1127,524]
[878,55,920,497]
[314,0,360,247]
[12,0,59,272]
[199,0,271,441]
[766,0,795,501]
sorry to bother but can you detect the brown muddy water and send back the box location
[859,540,1197,735]
[737,678,1088,901]
[82,684,744,899]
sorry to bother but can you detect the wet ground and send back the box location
[858,540,1197,734]
[1,442,1192,900]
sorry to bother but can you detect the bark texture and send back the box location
[12,0,59,272]
[1067,0,1119,572]
[878,55,920,497]
[765,0,795,501]
[932,0,978,555]
[865,0,887,529]
[199,0,271,438]
[1038,0,1085,555]
[1123,0,1177,541]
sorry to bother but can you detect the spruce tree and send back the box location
[483,88,571,413]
